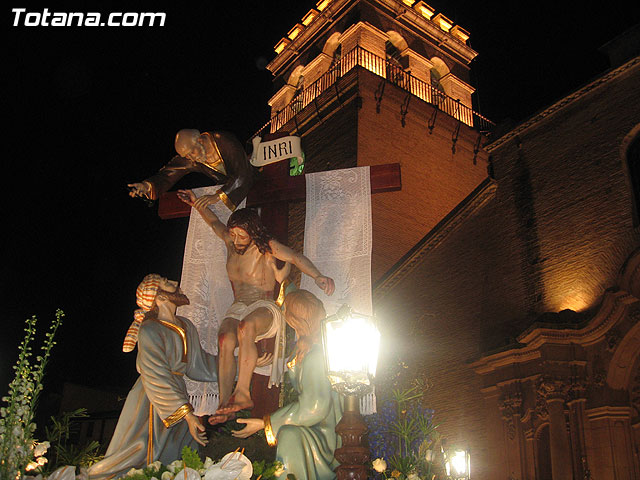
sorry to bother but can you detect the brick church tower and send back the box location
[262,0,493,281]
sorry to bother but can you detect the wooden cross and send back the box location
[158,146,401,418]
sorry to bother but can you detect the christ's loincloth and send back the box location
[225,300,286,388]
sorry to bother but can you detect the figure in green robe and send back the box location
[231,290,343,480]
[88,274,218,480]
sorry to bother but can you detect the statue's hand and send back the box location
[193,193,220,210]
[256,352,273,367]
[315,275,335,296]
[185,412,208,446]
[231,418,265,439]
[177,189,197,207]
[127,182,151,199]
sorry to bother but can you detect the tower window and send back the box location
[386,40,408,88]
[331,43,342,77]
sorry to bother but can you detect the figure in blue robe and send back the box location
[88,275,217,480]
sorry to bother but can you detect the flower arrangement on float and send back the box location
[23,446,285,480]
[0,311,64,480]
[365,383,444,480]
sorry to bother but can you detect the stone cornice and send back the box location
[486,56,640,152]
[518,290,637,348]
[471,347,542,375]
[373,177,497,302]
[586,405,633,420]
[267,0,352,76]
[267,0,478,76]
[471,290,638,375]
[376,0,477,63]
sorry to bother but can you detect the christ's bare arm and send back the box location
[269,239,335,295]
[177,189,228,240]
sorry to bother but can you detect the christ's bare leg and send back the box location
[211,317,240,424]
[217,307,273,414]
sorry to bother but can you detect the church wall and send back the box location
[286,94,360,285]
[375,59,640,479]
[487,61,640,316]
[355,69,490,281]
[374,194,527,480]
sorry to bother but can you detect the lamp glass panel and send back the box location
[324,313,380,380]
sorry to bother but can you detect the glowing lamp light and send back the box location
[445,449,471,480]
[433,13,453,32]
[414,1,435,20]
[403,0,416,6]
[323,305,381,479]
[316,0,331,12]
[302,9,319,26]
[451,25,470,43]
[288,24,303,41]
[274,38,291,54]
[322,305,380,396]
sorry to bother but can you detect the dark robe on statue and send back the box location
[143,131,255,211]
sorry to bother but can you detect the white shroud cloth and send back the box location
[176,186,244,415]
[300,167,376,414]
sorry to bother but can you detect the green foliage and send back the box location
[209,409,263,439]
[250,459,283,479]
[280,375,299,407]
[42,408,102,475]
[289,153,304,176]
[0,310,64,480]
[123,471,151,480]
[119,461,169,480]
[366,383,443,480]
[181,446,204,470]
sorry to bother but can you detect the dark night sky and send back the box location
[4,2,639,400]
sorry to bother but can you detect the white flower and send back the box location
[372,458,387,473]
[36,456,48,466]
[167,461,183,474]
[407,474,421,480]
[161,471,174,480]
[273,463,285,477]
[147,461,162,472]
[25,462,39,472]
[126,468,144,477]
[34,441,50,457]
[203,457,214,469]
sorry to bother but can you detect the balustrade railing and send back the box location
[261,46,494,135]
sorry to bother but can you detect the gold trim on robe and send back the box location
[201,132,227,175]
[147,403,154,464]
[143,180,157,201]
[264,414,277,446]
[162,403,193,428]
[153,319,188,363]
[275,281,286,308]
[286,355,298,370]
[218,190,236,211]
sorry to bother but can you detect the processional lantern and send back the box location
[445,448,471,480]
[322,305,381,480]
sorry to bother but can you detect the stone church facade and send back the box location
[263,0,640,478]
